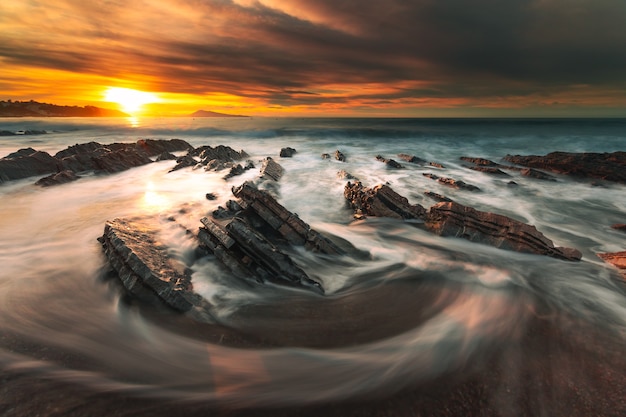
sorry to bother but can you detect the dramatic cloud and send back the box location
[1,0,625,115]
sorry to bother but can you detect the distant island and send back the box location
[189,109,248,118]
[0,100,129,117]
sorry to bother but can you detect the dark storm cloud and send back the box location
[1,0,625,107]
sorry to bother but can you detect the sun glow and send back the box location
[104,87,160,114]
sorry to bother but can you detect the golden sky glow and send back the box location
[1,0,625,117]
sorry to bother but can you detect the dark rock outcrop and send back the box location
[35,170,79,187]
[504,151,626,184]
[423,173,481,191]
[193,145,248,162]
[425,202,582,261]
[136,138,192,156]
[196,181,355,294]
[0,148,61,183]
[460,157,499,166]
[344,182,427,220]
[222,161,255,180]
[280,147,297,157]
[344,182,581,261]
[519,168,557,181]
[375,155,404,169]
[169,155,198,172]
[156,152,177,161]
[335,150,346,162]
[99,218,200,312]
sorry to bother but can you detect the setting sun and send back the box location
[104,87,160,114]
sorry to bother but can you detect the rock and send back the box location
[233,181,347,255]
[135,139,192,156]
[423,173,480,191]
[54,141,104,159]
[99,218,201,311]
[280,147,297,157]
[156,152,177,161]
[375,155,404,169]
[597,251,626,281]
[169,155,198,172]
[429,162,445,169]
[520,168,557,181]
[337,170,358,180]
[424,191,453,203]
[425,202,582,261]
[335,150,346,162]
[611,224,626,233]
[205,193,217,200]
[397,154,426,164]
[460,157,499,166]
[198,182,358,294]
[321,153,331,159]
[93,148,153,174]
[194,145,248,162]
[0,149,61,184]
[35,170,79,187]
[223,161,254,180]
[469,166,511,176]
[259,157,284,181]
[503,151,626,184]
[344,182,427,220]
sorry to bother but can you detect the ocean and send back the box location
[0,117,625,416]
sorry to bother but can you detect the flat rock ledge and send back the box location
[99,218,202,312]
[344,182,581,261]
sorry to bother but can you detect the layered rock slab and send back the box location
[597,251,626,281]
[99,218,201,312]
[425,202,582,261]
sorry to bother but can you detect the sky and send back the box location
[1,0,625,117]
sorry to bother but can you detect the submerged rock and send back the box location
[397,153,427,164]
[611,224,626,233]
[169,155,198,172]
[35,170,79,187]
[424,191,453,203]
[597,251,626,281]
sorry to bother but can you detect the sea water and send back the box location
[0,117,625,411]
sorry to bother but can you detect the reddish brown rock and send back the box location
[423,173,481,191]
[35,170,79,187]
[375,155,404,169]
[397,153,426,164]
[597,251,626,281]
[425,202,582,261]
[611,224,626,233]
[504,151,626,184]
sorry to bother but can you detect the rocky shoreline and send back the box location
[2,144,625,314]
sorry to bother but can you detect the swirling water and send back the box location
[0,117,625,414]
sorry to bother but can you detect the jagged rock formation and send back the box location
[425,202,582,261]
[460,156,555,181]
[0,139,192,185]
[259,157,284,181]
[99,218,201,312]
[335,150,346,162]
[344,181,427,220]
[197,182,352,294]
[344,182,581,261]
[423,173,481,191]
[375,155,404,169]
[504,151,626,184]
[0,149,60,183]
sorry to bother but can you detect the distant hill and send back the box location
[189,109,247,118]
[0,100,129,117]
